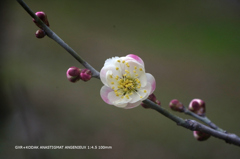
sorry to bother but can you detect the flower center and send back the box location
[109,59,147,100]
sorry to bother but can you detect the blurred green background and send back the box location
[1,0,240,158]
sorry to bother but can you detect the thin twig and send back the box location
[183,107,225,132]
[16,0,100,79]
[143,99,240,146]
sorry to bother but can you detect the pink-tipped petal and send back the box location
[146,73,156,94]
[126,54,144,67]
[100,86,113,104]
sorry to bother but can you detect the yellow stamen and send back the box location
[144,90,147,93]
[134,66,137,69]
[111,82,114,85]
[112,87,115,89]
[117,60,120,62]
[116,67,119,70]
[133,70,136,73]
[135,74,138,76]
[139,68,143,71]
[140,96,143,98]
[122,60,125,63]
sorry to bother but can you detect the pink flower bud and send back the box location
[80,69,92,82]
[193,131,211,141]
[169,99,184,112]
[35,29,46,38]
[189,99,206,116]
[33,11,50,28]
[141,93,161,109]
[66,67,81,83]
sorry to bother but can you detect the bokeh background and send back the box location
[1,0,240,158]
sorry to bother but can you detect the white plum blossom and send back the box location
[100,54,156,109]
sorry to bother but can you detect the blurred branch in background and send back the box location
[0,0,11,130]
[0,1,50,158]
[8,83,50,159]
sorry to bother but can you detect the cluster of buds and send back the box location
[33,11,50,38]
[169,99,184,112]
[169,98,206,116]
[66,67,92,83]
[169,98,208,141]
[188,99,206,116]
[193,131,211,141]
[141,94,161,109]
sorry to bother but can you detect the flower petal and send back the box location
[128,83,151,103]
[138,73,147,87]
[106,70,122,88]
[126,54,144,67]
[104,56,119,67]
[125,60,145,75]
[108,91,132,108]
[100,64,122,87]
[124,100,142,109]
[100,86,114,104]
[146,73,156,94]
[100,65,114,86]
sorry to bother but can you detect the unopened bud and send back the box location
[35,29,46,38]
[193,131,210,141]
[66,66,81,83]
[141,93,161,109]
[169,99,184,112]
[33,11,50,28]
[80,69,92,82]
[189,99,205,116]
